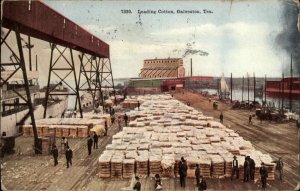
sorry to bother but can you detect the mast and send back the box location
[289,54,293,111]
[242,76,244,102]
[247,73,249,105]
[281,73,284,113]
[264,74,267,105]
[253,72,256,103]
[230,73,232,103]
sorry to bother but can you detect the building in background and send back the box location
[139,58,185,78]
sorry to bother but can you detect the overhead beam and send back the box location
[2,0,109,58]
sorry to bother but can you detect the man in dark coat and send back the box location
[260,162,268,189]
[133,176,141,191]
[124,113,129,127]
[249,115,253,124]
[195,164,201,186]
[93,132,98,149]
[220,112,223,123]
[249,156,256,180]
[178,157,188,188]
[104,121,108,136]
[51,145,58,166]
[276,157,284,180]
[231,155,239,180]
[65,146,73,168]
[87,137,93,155]
[198,176,207,191]
[137,101,140,111]
[244,156,250,182]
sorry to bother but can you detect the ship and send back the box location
[266,77,300,100]
[1,70,68,138]
[218,74,230,100]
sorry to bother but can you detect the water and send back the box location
[196,88,300,113]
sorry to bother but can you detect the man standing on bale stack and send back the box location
[124,113,129,127]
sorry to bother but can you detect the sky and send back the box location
[7,0,296,80]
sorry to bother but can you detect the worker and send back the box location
[104,121,108,136]
[276,157,284,180]
[137,101,140,111]
[249,115,253,124]
[195,164,201,186]
[260,162,268,189]
[133,176,141,191]
[117,116,122,131]
[198,176,207,191]
[154,174,162,190]
[111,114,115,124]
[178,157,188,188]
[244,156,250,182]
[87,136,93,155]
[231,155,239,180]
[209,98,211,103]
[220,112,223,123]
[62,137,68,151]
[93,132,98,149]
[65,146,73,168]
[249,156,256,181]
[124,113,129,127]
[51,145,58,166]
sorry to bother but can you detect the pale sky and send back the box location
[42,1,289,78]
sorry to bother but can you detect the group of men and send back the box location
[51,137,73,168]
[87,132,100,156]
[231,155,284,189]
[178,157,207,191]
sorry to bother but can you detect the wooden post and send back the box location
[230,73,232,103]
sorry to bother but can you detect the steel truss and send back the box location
[78,53,103,110]
[78,55,116,111]
[0,28,39,152]
[43,43,83,118]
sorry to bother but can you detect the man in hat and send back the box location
[220,112,224,123]
[124,113,129,127]
[231,155,239,180]
[51,145,58,166]
[87,136,93,155]
[260,162,268,189]
[195,164,201,186]
[198,176,207,191]
[249,156,256,181]
[133,176,141,191]
[276,157,284,180]
[65,146,73,168]
[137,101,140,111]
[244,156,250,182]
[179,157,188,187]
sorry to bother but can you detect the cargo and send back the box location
[97,94,275,180]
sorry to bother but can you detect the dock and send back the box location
[1,91,299,190]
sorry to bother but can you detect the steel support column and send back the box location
[0,28,39,152]
[99,58,116,106]
[78,54,102,110]
[43,44,82,118]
